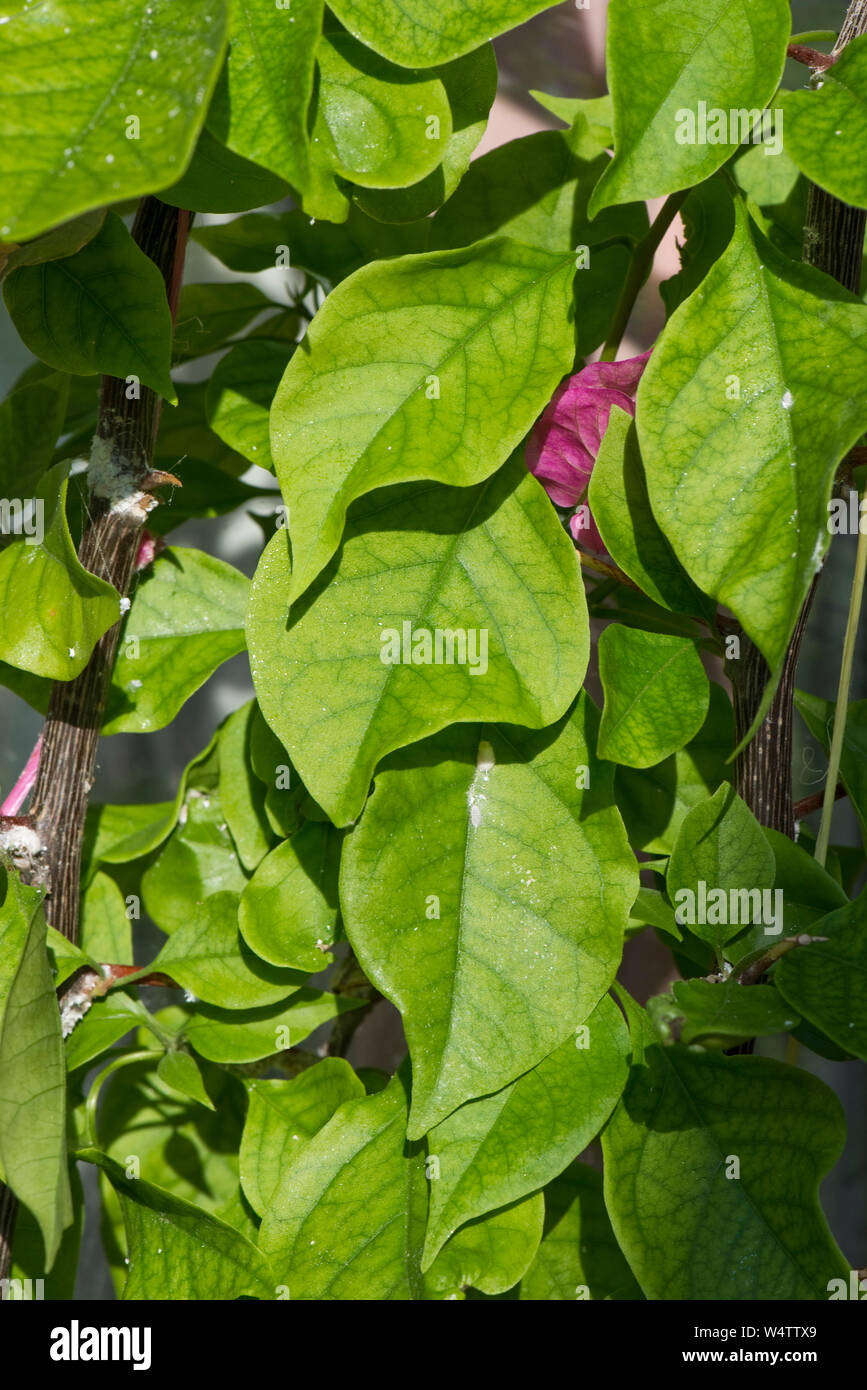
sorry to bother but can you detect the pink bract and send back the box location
[527,350,651,550]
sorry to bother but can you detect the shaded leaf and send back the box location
[424,1194,544,1298]
[207,0,323,192]
[4,212,176,400]
[602,1004,848,1300]
[81,1149,273,1300]
[520,1162,643,1301]
[184,991,363,1064]
[776,895,867,1062]
[0,877,72,1268]
[598,626,710,769]
[667,783,776,952]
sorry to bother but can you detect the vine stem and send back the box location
[815,500,867,866]
[84,1052,163,1147]
[599,190,687,362]
[0,196,191,1284]
[731,0,867,840]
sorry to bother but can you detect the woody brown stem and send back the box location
[732,2,867,839]
[0,197,190,1282]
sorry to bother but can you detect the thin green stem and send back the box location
[815,498,867,866]
[599,190,687,362]
[85,1050,162,1146]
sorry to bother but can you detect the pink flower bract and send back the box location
[527,350,651,549]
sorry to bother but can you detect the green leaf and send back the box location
[0,877,72,1268]
[0,0,229,242]
[340,696,637,1136]
[141,791,248,936]
[731,142,806,262]
[665,978,799,1046]
[0,208,105,279]
[427,135,643,354]
[148,892,306,1010]
[628,887,682,940]
[424,1194,544,1298]
[638,200,867,675]
[779,38,867,210]
[158,127,289,213]
[95,1056,245,1241]
[80,1149,274,1300]
[82,728,218,874]
[173,281,274,364]
[602,1007,848,1299]
[660,177,736,317]
[0,461,120,680]
[45,924,94,989]
[588,0,790,216]
[328,0,562,68]
[270,238,577,605]
[776,896,867,1062]
[9,1163,84,1300]
[311,32,451,192]
[529,93,614,152]
[430,131,647,255]
[64,991,144,1073]
[762,826,847,936]
[259,1070,427,1300]
[423,994,629,1266]
[520,1162,643,1301]
[617,682,733,854]
[156,1050,215,1111]
[218,701,272,872]
[240,1060,365,1216]
[796,691,867,848]
[598,627,710,769]
[80,869,132,963]
[0,372,69,499]
[248,457,589,826]
[589,408,714,618]
[4,213,176,401]
[184,991,363,1064]
[103,548,248,735]
[248,705,306,839]
[194,205,428,283]
[83,802,178,874]
[206,340,290,469]
[206,0,322,192]
[355,44,497,223]
[239,823,340,971]
[666,783,776,953]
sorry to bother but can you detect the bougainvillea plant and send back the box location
[0,0,865,1312]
